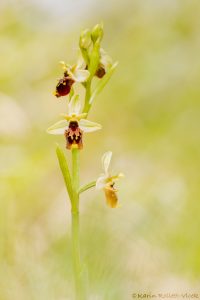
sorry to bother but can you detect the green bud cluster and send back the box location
[78,23,117,113]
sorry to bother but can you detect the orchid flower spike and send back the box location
[54,54,90,98]
[47,95,101,149]
[96,151,124,208]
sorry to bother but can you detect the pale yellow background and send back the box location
[0,0,200,299]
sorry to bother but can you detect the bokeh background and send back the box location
[1,0,200,299]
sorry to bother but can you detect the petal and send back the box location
[76,52,86,69]
[76,113,88,121]
[110,173,124,182]
[68,94,82,116]
[47,120,69,135]
[96,174,107,190]
[72,69,90,82]
[59,61,67,71]
[100,48,112,70]
[79,119,102,132]
[101,151,112,174]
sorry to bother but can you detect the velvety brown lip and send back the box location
[55,76,74,97]
[65,121,83,150]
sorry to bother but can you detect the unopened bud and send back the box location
[91,23,104,43]
[79,29,92,50]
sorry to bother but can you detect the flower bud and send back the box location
[79,29,92,50]
[91,23,104,43]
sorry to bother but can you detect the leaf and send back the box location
[89,61,118,104]
[56,145,73,202]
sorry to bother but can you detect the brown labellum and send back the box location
[95,65,106,78]
[64,121,83,150]
[55,76,74,97]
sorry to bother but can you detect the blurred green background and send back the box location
[1,0,200,299]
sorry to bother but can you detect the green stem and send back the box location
[71,148,86,300]
[72,148,80,208]
[83,80,92,114]
[71,210,82,300]
[78,181,96,194]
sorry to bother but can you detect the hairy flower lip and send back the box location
[65,120,83,150]
[54,76,75,97]
[95,65,106,78]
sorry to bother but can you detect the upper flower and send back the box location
[54,55,90,98]
[47,95,101,149]
[96,151,124,208]
[95,48,113,78]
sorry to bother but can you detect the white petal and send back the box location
[79,119,102,132]
[76,52,86,69]
[68,95,82,115]
[100,48,112,70]
[72,69,90,82]
[102,151,112,174]
[96,174,107,190]
[47,120,69,135]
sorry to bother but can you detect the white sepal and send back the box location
[79,119,102,132]
[71,69,90,82]
[100,48,112,70]
[47,120,69,135]
[101,151,112,174]
[96,174,107,190]
[76,52,86,69]
[68,95,81,116]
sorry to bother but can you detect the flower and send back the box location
[54,55,90,98]
[47,95,101,149]
[96,151,124,208]
[95,48,113,78]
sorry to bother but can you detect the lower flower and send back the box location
[96,151,124,208]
